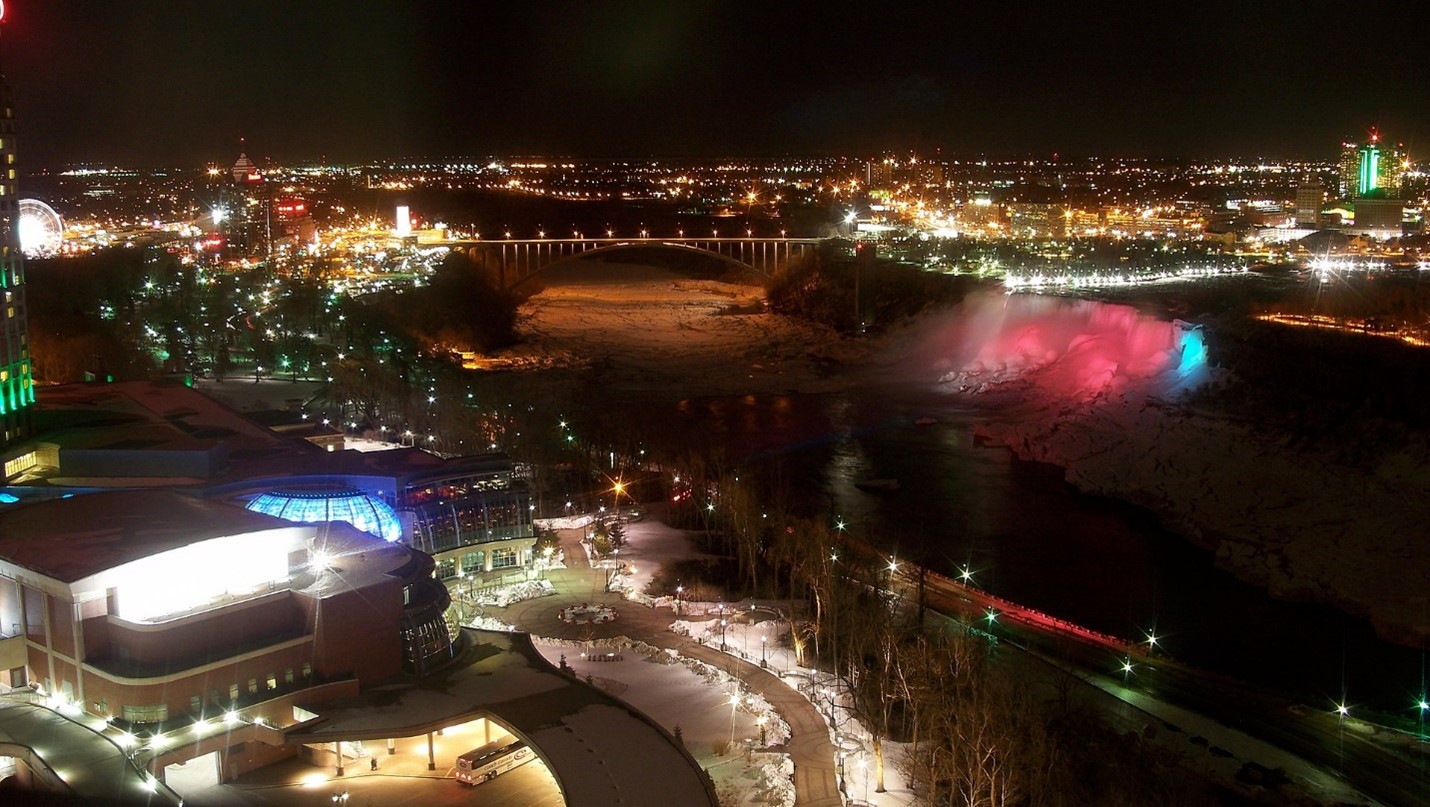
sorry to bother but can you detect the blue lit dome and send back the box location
[245,488,403,542]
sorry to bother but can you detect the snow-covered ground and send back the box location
[531,638,795,807]
[910,292,1430,648]
[196,263,1410,803]
[610,511,918,805]
[973,384,1430,646]
[496,262,866,397]
[607,500,1385,806]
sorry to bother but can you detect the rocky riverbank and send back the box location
[971,385,1430,648]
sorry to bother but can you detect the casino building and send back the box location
[0,381,538,794]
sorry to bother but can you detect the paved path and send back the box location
[493,529,844,807]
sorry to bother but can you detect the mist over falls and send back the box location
[924,293,1209,398]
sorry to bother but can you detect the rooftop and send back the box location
[11,381,520,492]
[0,489,290,584]
[287,628,717,807]
[32,381,299,460]
[0,699,181,805]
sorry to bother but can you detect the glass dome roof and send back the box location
[245,487,402,542]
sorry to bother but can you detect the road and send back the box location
[903,565,1429,806]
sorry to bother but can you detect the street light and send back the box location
[760,635,767,669]
[675,584,684,616]
[717,603,728,650]
[728,692,741,748]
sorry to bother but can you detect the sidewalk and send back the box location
[497,528,844,807]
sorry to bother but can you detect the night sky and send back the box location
[3,1,1429,167]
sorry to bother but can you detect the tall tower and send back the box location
[1357,139,1382,197]
[1337,141,1359,198]
[0,4,35,449]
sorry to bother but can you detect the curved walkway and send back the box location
[0,698,182,805]
[497,530,843,807]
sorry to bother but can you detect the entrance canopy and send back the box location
[285,629,716,807]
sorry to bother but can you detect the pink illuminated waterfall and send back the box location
[937,293,1207,397]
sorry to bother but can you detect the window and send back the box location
[229,683,239,701]
[247,678,258,695]
[266,673,277,690]
[190,695,201,714]
[461,551,485,574]
[123,704,169,724]
[284,668,294,685]
[490,548,518,569]
[302,662,312,678]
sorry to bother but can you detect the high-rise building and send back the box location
[1294,182,1326,228]
[1357,141,1382,196]
[1337,141,1360,198]
[1,12,35,451]
[1340,130,1406,198]
[865,155,945,191]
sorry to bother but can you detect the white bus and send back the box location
[455,739,533,784]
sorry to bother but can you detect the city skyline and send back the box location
[5,1,1430,167]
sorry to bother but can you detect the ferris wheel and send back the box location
[17,198,64,257]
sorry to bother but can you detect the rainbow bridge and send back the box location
[448,235,823,287]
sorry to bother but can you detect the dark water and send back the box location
[664,385,1426,716]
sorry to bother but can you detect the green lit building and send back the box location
[1357,142,1382,196]
[1,35,35,451]
[1339,132,1405,199]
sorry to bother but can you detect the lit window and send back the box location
[122,704,169,724]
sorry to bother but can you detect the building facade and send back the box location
[0,489,452,782]
[1339,132,1405,199]
[0,51,33,450]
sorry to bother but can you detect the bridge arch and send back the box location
[453,237,820,289]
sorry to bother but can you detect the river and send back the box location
[652,383,1424,717]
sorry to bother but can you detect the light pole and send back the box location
[675,584,684,616]
[1336,700,1349,772]
[717,603,727,650]
[760,635,767,669]
[728,693,740,749]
